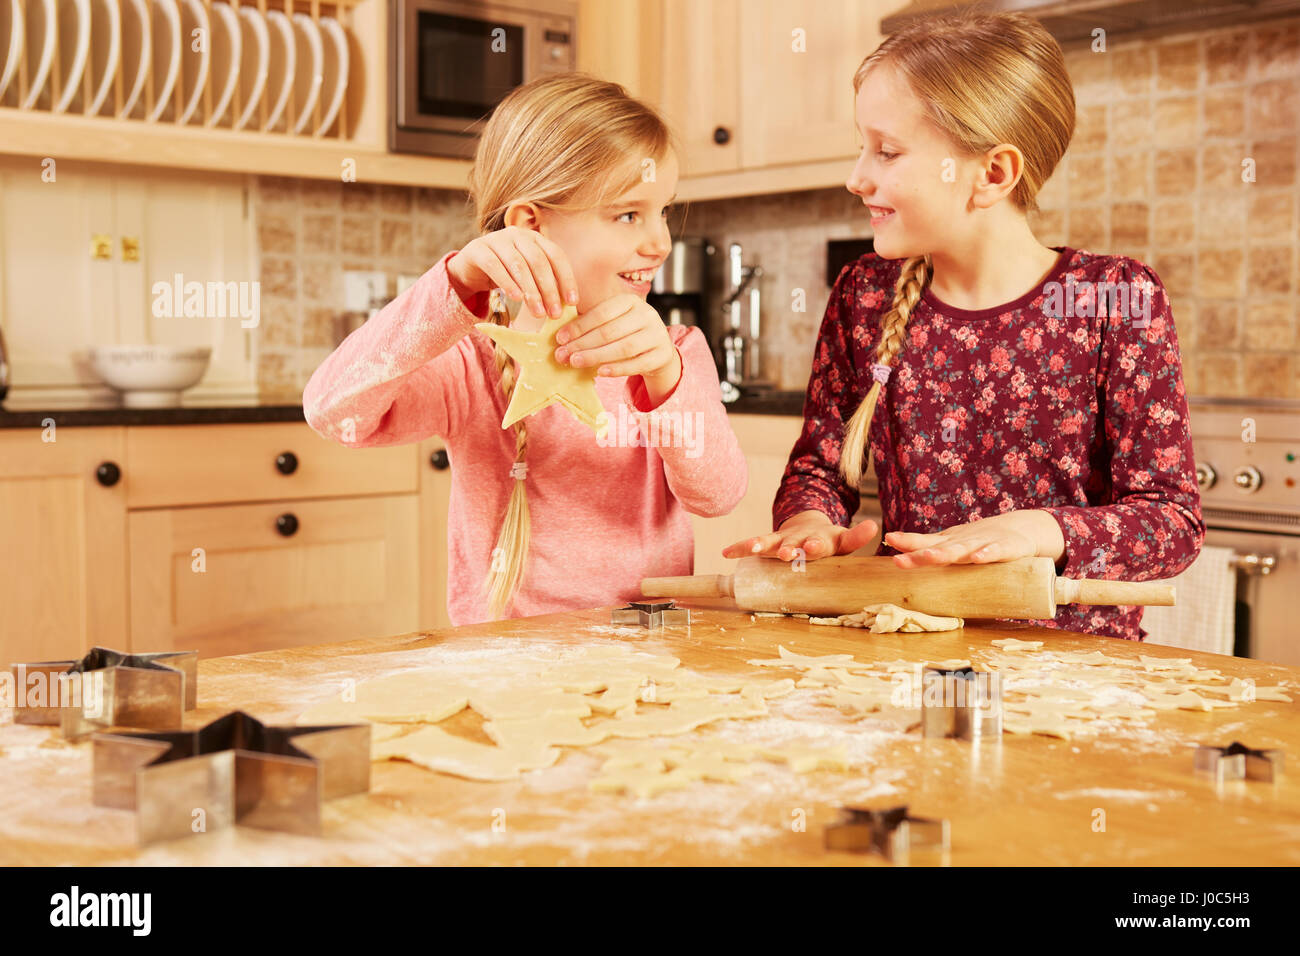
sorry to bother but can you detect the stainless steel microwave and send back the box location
[389,0,578,158]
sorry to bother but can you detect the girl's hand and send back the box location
[722,510,879,562]
[447,226,580,319]
[885,511,1064,568]
[553,294,680,394]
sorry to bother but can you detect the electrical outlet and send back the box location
[343,271,389,311]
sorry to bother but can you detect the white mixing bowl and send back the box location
[88,346,213,408]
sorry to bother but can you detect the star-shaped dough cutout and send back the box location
[475,304,608,438]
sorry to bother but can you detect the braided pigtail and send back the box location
[483,290,533,620]
[839,255,933,487]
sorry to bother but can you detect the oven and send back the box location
[389,0,578,157]
[1184,399,1300,666]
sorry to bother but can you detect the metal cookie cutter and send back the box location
[611,600,691,627]
[1194,741,1284,783]
[92,710,370,845]
[10,646,198,740]
[921,665,1002,740]
[824,805,950,863]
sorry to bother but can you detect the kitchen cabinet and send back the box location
[0,420,447,665]
[128,493,420,659]
[418,436,454,630]
[587,0,890,201]
[0,426,128,666]
[0,156,257,410]
[692,413,883,576]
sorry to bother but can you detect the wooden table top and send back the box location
[2,605,1297,865]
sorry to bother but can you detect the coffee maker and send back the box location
[648,237,712,329]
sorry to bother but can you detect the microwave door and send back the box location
[399,8,525,135]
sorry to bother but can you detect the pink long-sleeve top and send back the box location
[303,252,747,625]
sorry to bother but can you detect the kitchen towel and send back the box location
[1140,544,1236,655]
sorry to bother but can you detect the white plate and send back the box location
[0,0,24,102]
[117,0,150,117]
[204,0,240,126]
[84,0,122,115]
[143,0,181,122]
[175,0,209,124]
[232,4,269,130]
[289,12,323,135]
[19,0,56,109]
[315,14,348,137]
[261,9,294,131]
[51,0,90,113]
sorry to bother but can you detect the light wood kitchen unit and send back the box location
[0,412,802,666]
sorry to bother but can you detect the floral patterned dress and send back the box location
[773,247,1205,640]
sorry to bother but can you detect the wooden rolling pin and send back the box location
[642,556,1176,619]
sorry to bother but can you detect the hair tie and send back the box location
[510,462,528,481]
[870,363,893,385]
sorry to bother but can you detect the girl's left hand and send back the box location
[552,294,681,393]
[885,511,1053,569]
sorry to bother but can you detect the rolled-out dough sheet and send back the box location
[297,672,471,724]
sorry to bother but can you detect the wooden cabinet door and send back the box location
[739,0,885,169]
[417,437,453,629]
[128,494,420,658]
[691,414,803,576]
[0,426,128,665]
[658,0,741,177]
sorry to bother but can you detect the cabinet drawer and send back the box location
[129,494,420,657]
[125,422,417,508]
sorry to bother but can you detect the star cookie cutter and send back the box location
[92,710,370,844]
[9,646,198,740]
[1193,741,1284,783]
[921,665,1002,740]
[611,600,692,628]
[824,805,950,862]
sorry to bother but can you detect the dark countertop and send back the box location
[0,404,307,428]
[0,390,807,429]
[722,389,805,416]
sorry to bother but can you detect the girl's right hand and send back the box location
[446,226,580,319]
[722,511,879,562]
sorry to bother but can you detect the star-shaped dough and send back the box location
[475,304,608,438]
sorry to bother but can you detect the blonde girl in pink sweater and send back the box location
[303,74,747,624]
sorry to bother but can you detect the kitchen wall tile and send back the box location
[1247,79,1299,133]
[1110,202,1150,246]
[1206,31,1251,86]
[259,296,300,348]
[1154,148,1196,195]
[341,215,378,256]
[1200,352,1243,397]
[1249,245,1295,294]
[259,256,297,299]
[301,213,339,254]
[1252,136,1297,186]
[1198,249,1246,298]
[1110,98,1155,145]
[1244,298,1296,350]
[1109,151,1151,200]
[379,219,413,258]
[302,305,338,348]
[1154,95,1199,144]
[1152,199,1194,247]
[1252,22,1300,81]
[1111,46,1155,97]
[1243,353,1292,398]
[1156,39,1202,93]
[299,179,342,210]
[1249,188,1298,241]
[1196,195,1246,242]
[257,210,297,255]
[1074,105,1108,153]
[340,182,378,213]
[1203,88,1246,138]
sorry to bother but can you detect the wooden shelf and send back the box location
[0,109,471,190]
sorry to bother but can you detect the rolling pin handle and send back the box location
[641,574,734,599]
[1054,577,1176,608]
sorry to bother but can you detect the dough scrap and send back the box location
[595,694,769,739]
[991,638,1044,651]
[758,745,851,773]
[811,603,963,632]
[746,645,860,669]
[475,305,609,437]
[589,766,696,798]
[374,725,559,781]
[483,714,609,748]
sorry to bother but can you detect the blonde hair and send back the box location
[839,10,1076,488]
[466,72,672,620]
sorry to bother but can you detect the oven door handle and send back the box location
[1232,552,1277,576]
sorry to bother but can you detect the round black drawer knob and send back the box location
[275,451,298,475]
[275,513,299,537]
[713,126,731,145]
[430,449,450,471]
[95,462,121,487]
